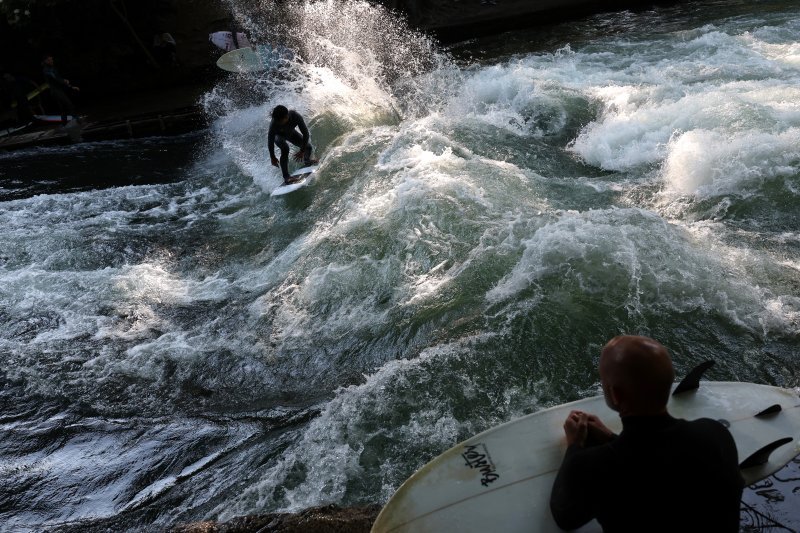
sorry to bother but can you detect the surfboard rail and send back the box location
[270,165,319,197]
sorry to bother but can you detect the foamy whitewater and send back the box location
[1,0,799,530]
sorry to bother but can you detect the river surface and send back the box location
[2,0,799,530]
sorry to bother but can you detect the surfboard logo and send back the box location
[462,443,500,487]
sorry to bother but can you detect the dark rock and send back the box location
[169,504,381,533]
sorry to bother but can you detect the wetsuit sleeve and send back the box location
[550,444,596,530]
[296,113,310,148]
[267,121,276,159]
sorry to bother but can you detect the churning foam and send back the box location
[486,207,797,336]
[210,0,450,188]
[211,331,539,518]
[662,127,800,196]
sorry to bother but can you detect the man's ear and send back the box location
[607,385,622,410]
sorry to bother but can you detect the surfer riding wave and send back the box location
[267,105,318,184]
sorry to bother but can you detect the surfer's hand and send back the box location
[564,410,589,448]
[271,156,279,167]
[292,150,305,162]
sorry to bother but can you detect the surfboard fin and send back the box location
[672,360,715,396]
[739,437,793,470]
[754,404,782,418]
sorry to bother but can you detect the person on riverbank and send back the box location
[41,54,79,125]
[550,335,744,532]
[268,105,317,184]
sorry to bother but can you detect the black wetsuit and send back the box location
[267,110,313,180]
[42,65,76,124]
[550,414,743,532]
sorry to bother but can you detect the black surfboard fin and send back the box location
[739,437,793,470]
[754,404,782,418]
[673,360,715,396]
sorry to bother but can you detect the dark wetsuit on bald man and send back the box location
[268,105,317,184]
[550,335,744,532]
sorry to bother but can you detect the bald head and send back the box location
[599,335,675,416]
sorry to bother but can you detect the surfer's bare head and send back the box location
[599,335,675,416]
[272,105,289,125]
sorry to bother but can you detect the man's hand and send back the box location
[271,156,279,167]
[563,410,589,448]
[585,414,615,445]
[293,149,306,162]
[563,410,616,448]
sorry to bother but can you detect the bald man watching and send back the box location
[550,335,744,532]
